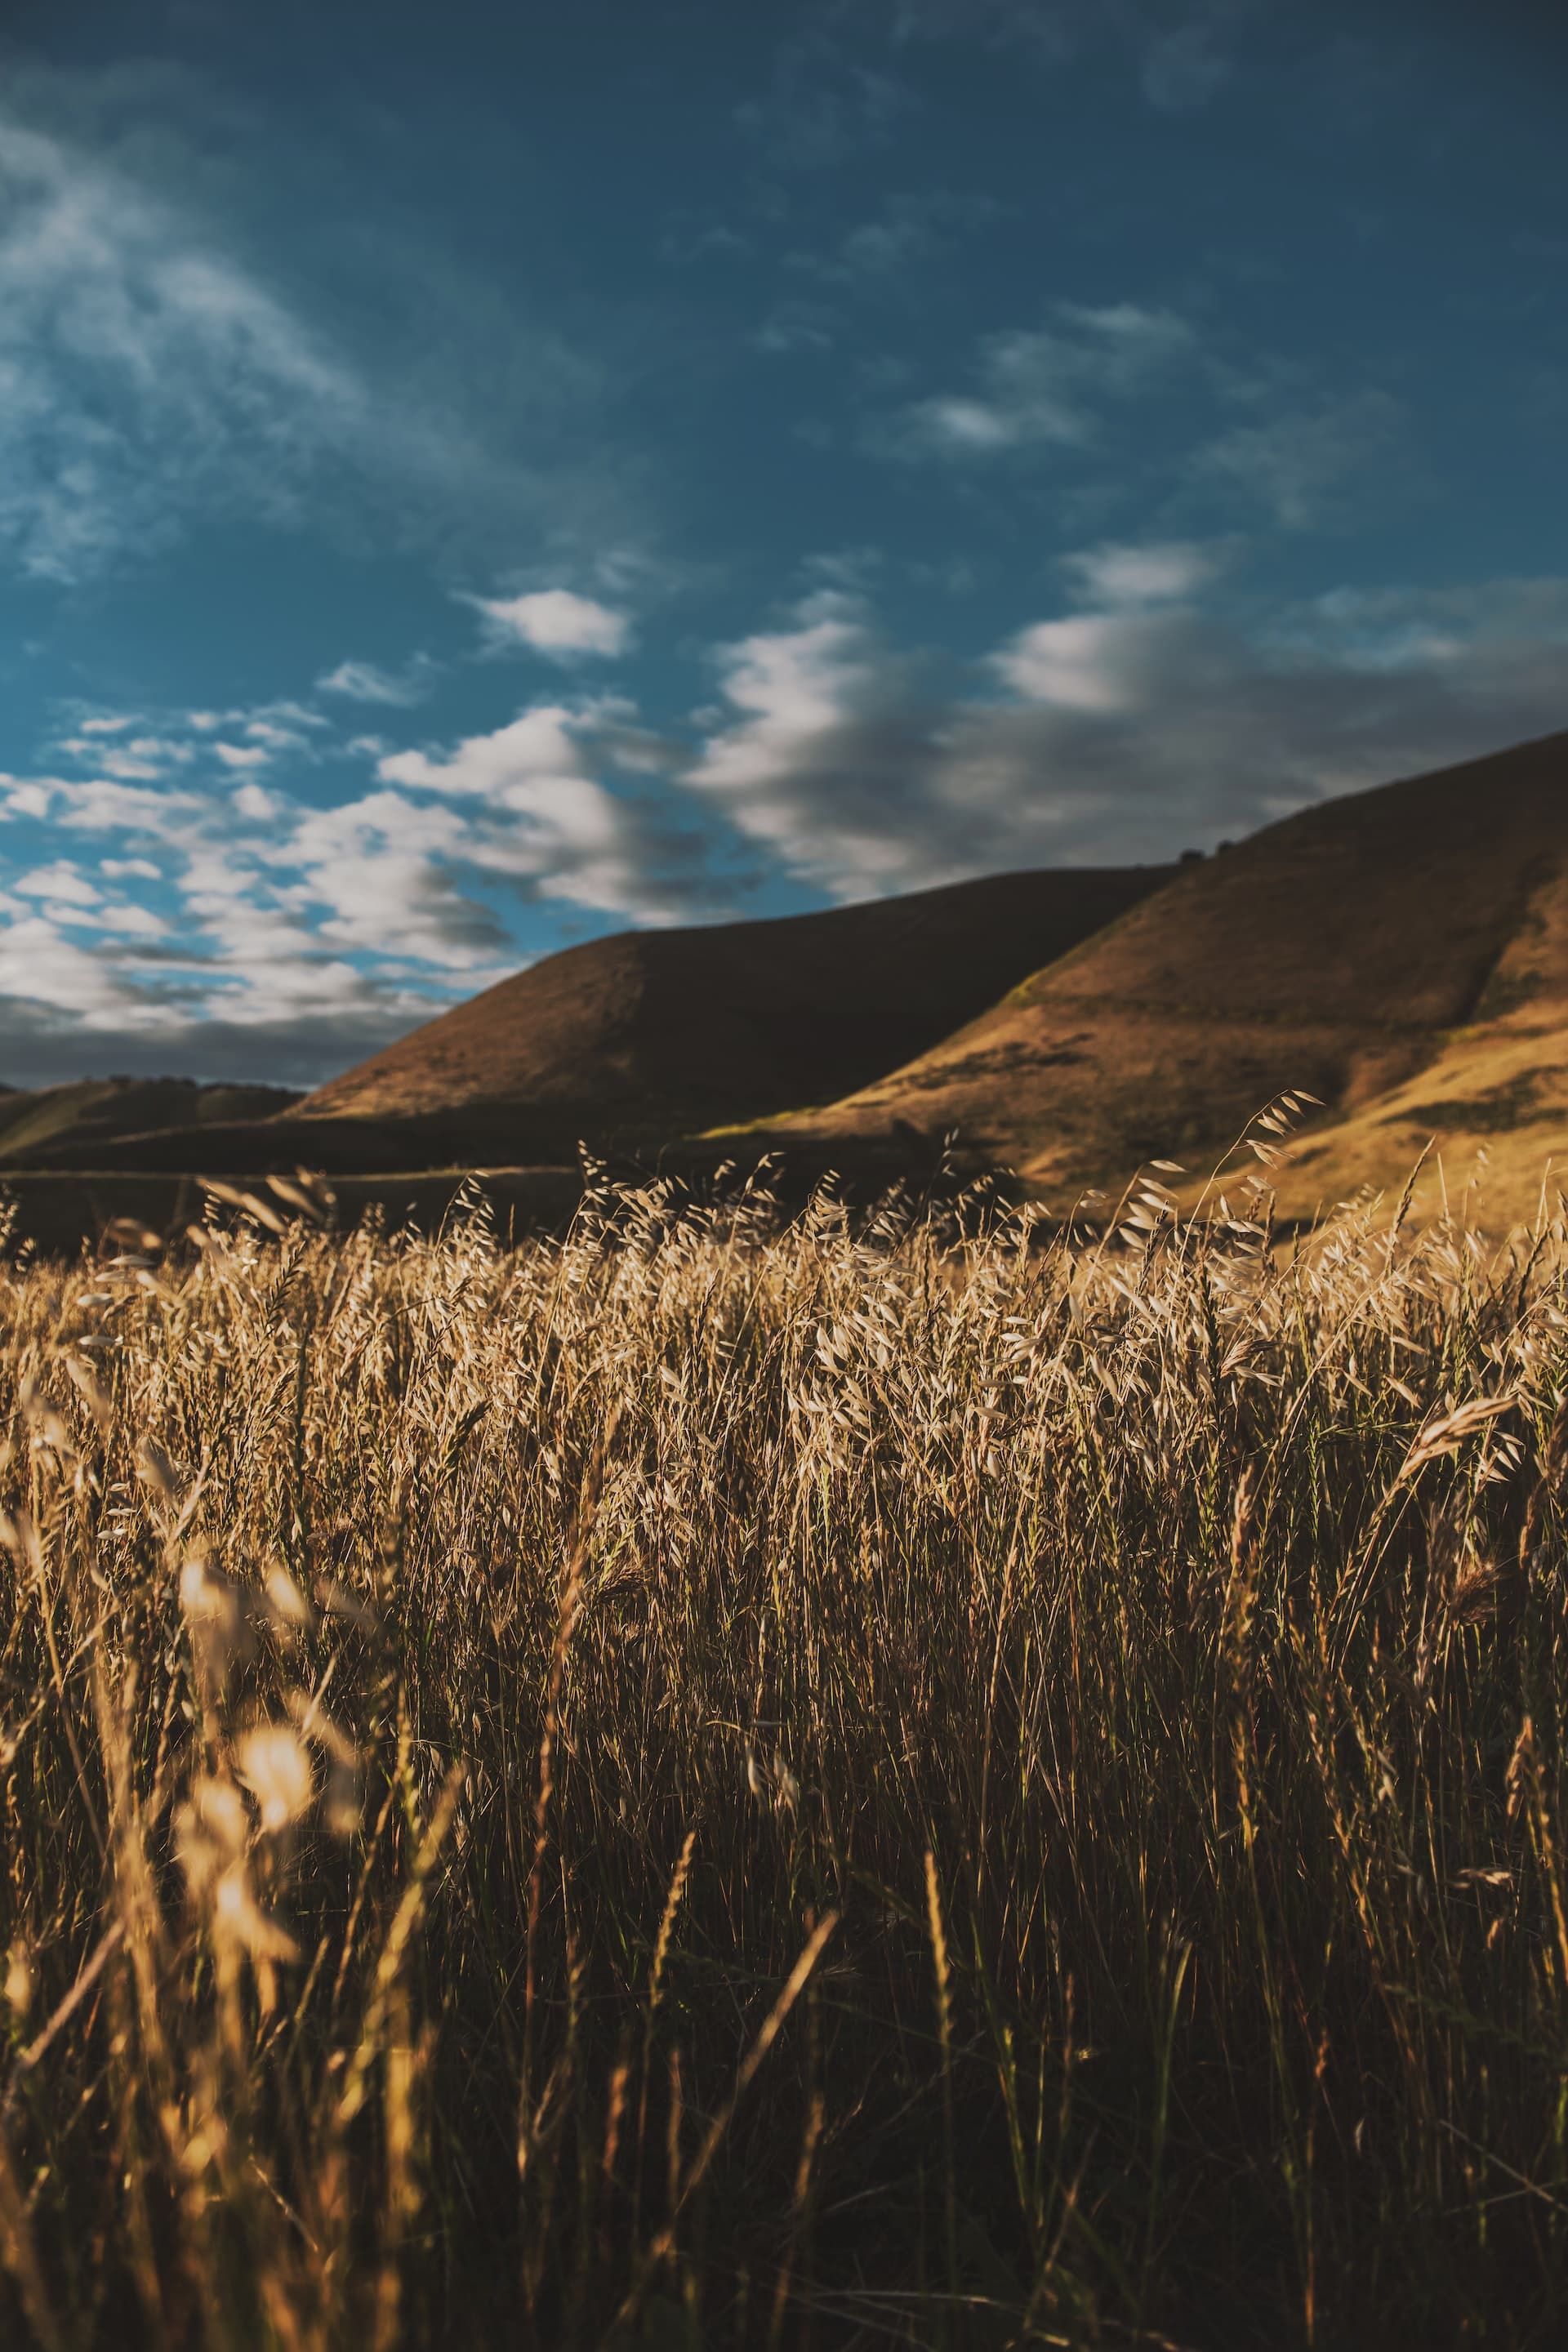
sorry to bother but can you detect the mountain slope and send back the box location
[279,865,1174,1161]
[0,1079,300,1167]
[18,866,1171,1177]
[755,731,1568,1218]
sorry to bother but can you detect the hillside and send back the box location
[753,730,1568,1223]
[33,866,1169,1178]
[0,1078,300,1167]
[8,732,1568,1240]
[292,865,1172,1147]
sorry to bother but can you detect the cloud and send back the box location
[1061,540,1223,606]
[464,589,632,660]
[679,568,1568,895]
[991,609,1200,712]
[889,302,1196,457]
[376,704,697,920]
[11,860,102,909]
[279,792,516,969]
[0,673,722,1083]
[316,657,435,707]
[0,113,370,581]
[683,591,953,898]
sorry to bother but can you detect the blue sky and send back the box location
[1,0,1565,1085]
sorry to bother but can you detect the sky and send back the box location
[1,0,1565,1088]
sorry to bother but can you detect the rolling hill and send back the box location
[0,1078,300,1167]
[749,729,1568,1224]
[6,730,1567,1244]
[27,865,1170,1176]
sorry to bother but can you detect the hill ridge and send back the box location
[751,728,1568,1220]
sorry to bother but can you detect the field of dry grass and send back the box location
[4,1125,1568,2346]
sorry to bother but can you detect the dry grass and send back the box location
[3,1123,1568,2348]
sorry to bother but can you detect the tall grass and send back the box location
[2,1134,1568,2347]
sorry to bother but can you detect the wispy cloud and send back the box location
[1192,389,1405,528]
[316,657,437,707]
[888,303,1196,457]
[0,113,368,581]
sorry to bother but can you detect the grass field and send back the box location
[3,1126,1568,2347]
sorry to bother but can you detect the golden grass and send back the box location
[3,1131,1568,2345]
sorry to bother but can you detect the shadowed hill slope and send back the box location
[292,866,1172,1147]
[0,1079,300,1167]
[22,866,1171,1177]
[754,731,1568,1218]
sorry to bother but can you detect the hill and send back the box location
[0,1078,300,1168]
[751,730,1568,1224]
[33,866,1170,1177]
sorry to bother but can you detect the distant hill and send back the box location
[751,731,1568,1223]
[8,730,1568,1243]
[0,1078,301,1168]
[42,866,1171,1175]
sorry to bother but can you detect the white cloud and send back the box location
[214,742,271,770]
[75,744,171,781]
[991,610,1196,712]
[0,911,164,1027]
[2,776,60,820]
[12,861,101,909]
[53,778,207,835]
[1061,540,1222,607]
[244,719,313,751]
[464,589,631,660]
[376,706,689,918]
